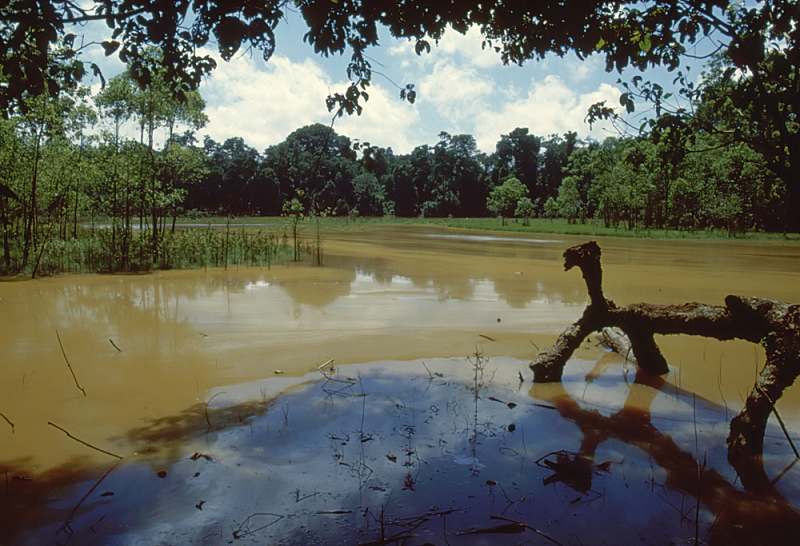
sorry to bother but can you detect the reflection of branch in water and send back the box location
[320,368,359,398]
[57,461,121,539]
[536,450,597,495]
[360,506,457,546]
[534,368,800,546]
[232,512,284,540]
[756,386,800,458]
[401,425,420,491]
[468,349,487,474]
[47,422,123,460]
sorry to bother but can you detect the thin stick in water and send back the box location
[0,411,14,432]
[489,515,566,546]
[757,387,800,459]
[205,392,226,431]
[56,330,86,396]
[47,422,123,460]
[108,339,122,352]
[57,460,121,538]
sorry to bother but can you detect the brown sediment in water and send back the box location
[0,225,798,478]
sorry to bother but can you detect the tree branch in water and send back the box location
[530,241,800,463]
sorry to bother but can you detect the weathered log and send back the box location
[531,241,800,461]
[600,327,636,365]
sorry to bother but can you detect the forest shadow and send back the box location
[0,398,275,545]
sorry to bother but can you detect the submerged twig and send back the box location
[757,386,800,459]
[489,515,566,546]
[205,392,226,431]
[47,422,123,459]
[232,512,284,539]
[108,339,122,352]
[56,330,86,396]
[57,461,121,538]
[0,411,14,432]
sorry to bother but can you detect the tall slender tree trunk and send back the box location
[22,119,43,268]
[148,109,158,263]
[784,173,800,236]
[2,204,10,269]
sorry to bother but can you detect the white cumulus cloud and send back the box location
[200,53,333,151]
[473,75,622,151]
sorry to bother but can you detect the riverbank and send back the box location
[178,215,800,241]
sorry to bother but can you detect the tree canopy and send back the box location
[3,1,796,116]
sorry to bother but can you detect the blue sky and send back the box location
[81,10,706,156]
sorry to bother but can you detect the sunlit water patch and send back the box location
[418,233,563,244]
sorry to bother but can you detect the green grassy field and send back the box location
[180,215,800,241]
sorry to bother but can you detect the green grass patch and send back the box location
[4,224,292,277]
[225,215,800,242]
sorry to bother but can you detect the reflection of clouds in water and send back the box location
[243,279,271,290]
[418,233,563,244]
[348,270,418,294]
[171,265,583,337]
[20,357,797,546]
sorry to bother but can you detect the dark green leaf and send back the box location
[214,17,249,61]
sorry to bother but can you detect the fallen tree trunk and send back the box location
[530,241,800,463]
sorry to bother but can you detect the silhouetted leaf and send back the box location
[102,40,120,56]
[90,62,106,88]
[415,39,430,55]
[214,17,248,61]
[0,183,20,201]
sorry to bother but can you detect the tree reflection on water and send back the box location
[538,367,800,546]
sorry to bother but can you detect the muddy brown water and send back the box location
[1,224,799,478]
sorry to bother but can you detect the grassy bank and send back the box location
[182,215,800,241]
[2,224,292,277]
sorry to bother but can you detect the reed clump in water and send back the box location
[3,226,292,275]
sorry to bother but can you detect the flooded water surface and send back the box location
[2,225,800,544]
